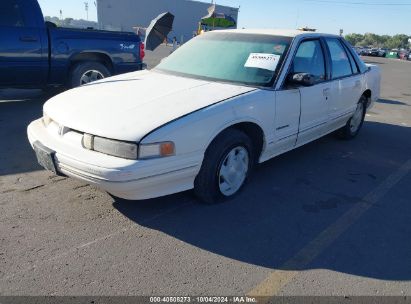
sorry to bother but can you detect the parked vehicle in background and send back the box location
[369,48,380,56]
[0,0,145,89]
[361,48,386,57]
[361,48,371,56]
[378,48,387,57]
[398,50,410,60]
[353,46,364,55]
[28,29,381,203]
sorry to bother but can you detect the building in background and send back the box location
[96,0,239,43]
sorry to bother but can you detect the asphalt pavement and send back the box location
[0,55,410,297]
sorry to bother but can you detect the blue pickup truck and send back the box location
[0,0,145,89]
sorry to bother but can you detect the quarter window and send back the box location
[346,47,360,74]
[291,39,326,83]
[325,38,353,79]
[0,0,25,27]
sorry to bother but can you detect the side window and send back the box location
[0,0,25,27]
[291,39,326,83]
[325,38,353,79]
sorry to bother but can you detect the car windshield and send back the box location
[155,32,292,87]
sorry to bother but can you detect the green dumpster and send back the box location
[386,51,398,59]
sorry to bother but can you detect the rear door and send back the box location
[324,38,364,130]
[0,0,47,87]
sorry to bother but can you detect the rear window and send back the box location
[0,0,25,27]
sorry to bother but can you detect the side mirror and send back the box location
[287,73,315,87]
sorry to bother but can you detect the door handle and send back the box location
[20,36,38,42]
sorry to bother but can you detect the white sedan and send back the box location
[27,29,381,203]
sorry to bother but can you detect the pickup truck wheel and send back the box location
[69,62,111,88]
[194,129,254,204]
[337,95,367,140]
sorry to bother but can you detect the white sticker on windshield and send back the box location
[244,53,281,71]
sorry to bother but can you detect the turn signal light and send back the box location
[139,142,175,159]
[160,142,175,157]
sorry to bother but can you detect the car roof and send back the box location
[216,28,340,39]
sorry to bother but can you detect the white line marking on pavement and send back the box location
[248,158,411,298]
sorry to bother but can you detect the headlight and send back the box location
[139,142,175,159]
[82,134,138,160]
[42,113,53,127]
[82,134,174,160]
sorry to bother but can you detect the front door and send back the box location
[287,39,331,146]
[0,0,46,87]
[272,89,301,155]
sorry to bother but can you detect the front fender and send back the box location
[141,89,276,160]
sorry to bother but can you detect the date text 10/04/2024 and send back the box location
[149,296,258,303]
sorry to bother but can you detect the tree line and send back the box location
[345,33,410,49]
[44,16,98,29]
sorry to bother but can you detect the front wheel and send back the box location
[194,129,254,204]
[337,96,367,140]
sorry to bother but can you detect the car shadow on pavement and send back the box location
[0,96,45,176]
[376,99,409,106]
[114,121,411,282]
[362,60,385,65]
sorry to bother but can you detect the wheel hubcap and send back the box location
[350,103,364,133]
[218,146,249,196]
[80,70,104,85]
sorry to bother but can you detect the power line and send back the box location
[302,0,411,5]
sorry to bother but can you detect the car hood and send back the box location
[44,70,256,142]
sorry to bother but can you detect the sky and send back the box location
[37,0,411,36]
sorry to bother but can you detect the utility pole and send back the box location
[84,2,89,20]
[59,9,63,21]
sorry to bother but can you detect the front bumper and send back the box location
[27,119,201,200]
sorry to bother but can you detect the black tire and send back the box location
[337,95,367,140]
[69,61,111,88]
[194,129,254,204]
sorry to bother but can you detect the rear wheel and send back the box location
[69,62,111,88]
[194,129,254,204]
[337,95,367,139]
